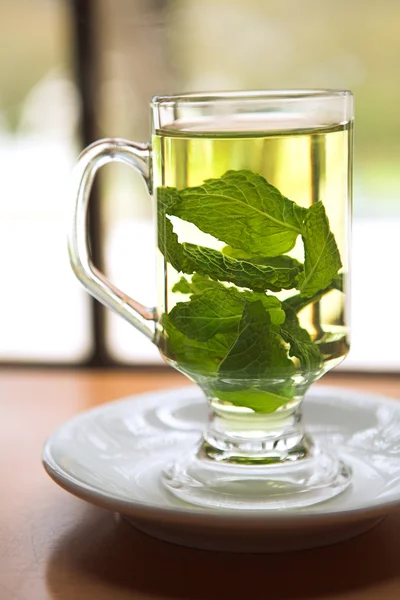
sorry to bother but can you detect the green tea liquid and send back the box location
[153,120,352,416]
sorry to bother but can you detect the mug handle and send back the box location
[68,138,156,342]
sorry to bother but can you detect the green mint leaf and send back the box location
[157,186,180,213]
[209,388,293,414]
[159,172,343,389]
[182,242,301,292]
[297,201,342,297]
[283,274,344,314]
[219,301,295,378]
[332,273,344,293]
[164,170,306,257]
[280,311,322,370]
[184,274,228,295]
[157,186,192,273]
[161,314,234,375]
[222,246,302,269]
[169,288,244,341]
[172,277,192,294]
[172,274,224,296]
[157,210,192,273]
[239,291,285,325]
[169,286,284,342]
[158,210,301,292]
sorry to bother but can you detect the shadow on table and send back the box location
[46,507,400,600]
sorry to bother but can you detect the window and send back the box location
[3,0,400,369]
[98,1,400,370]
[0,0,92,362]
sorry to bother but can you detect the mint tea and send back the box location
[154,120,352,419]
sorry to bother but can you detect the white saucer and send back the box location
[43,385,400,552]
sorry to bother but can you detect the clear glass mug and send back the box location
[69,90,353,510]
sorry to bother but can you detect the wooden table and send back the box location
[2,369,400,600]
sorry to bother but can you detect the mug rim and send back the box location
[151,89,353,106]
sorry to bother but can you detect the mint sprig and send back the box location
[164,170,306,257]
[219,301,295,378]
[182,242,302,292]
[297,201,342,297]
[158,170,343,413]
[169,283,285,342]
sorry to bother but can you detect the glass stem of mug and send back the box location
[199,388,312,466]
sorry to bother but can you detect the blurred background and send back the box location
[1,0,399,369]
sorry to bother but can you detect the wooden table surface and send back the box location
[2,369,400,600]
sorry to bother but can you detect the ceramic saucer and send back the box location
[43,385,400,552]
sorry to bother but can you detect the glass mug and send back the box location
[69,90,353,510]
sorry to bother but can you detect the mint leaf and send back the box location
[280,311,322,370]
[332,273,344,293]
[157,186,179,264]
[157,186,180,213]
[210,388,293,414]
[172,277,192,294]
[173,275,228,295]
[164,170,306,257]
[161,314,234,375]
[219,301,295,378]
[182,242,301,292]
[222,246,302,270]
[189,274,226,294]
[169,286,285,342]
[157,210,191,273]
[158,171,343,393]
[169,288,243,341]
[297,201,342,297]
[283,274,344,314]
[240,291,285,325]
[158,213,301,291]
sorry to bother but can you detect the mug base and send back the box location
[161,443,352,510]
